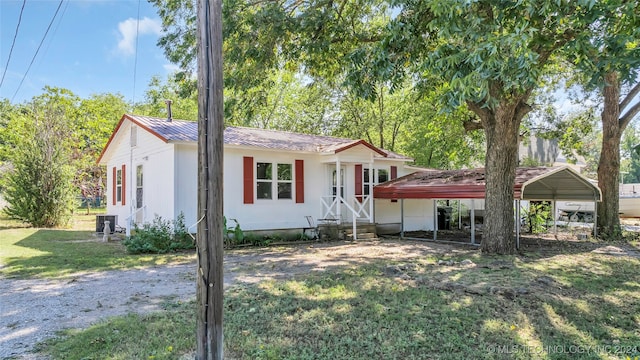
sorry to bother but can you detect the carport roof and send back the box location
[373,166,601,201]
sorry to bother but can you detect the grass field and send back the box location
[2,211,639,359]
[40,248,640,360]
[0,211,195,279]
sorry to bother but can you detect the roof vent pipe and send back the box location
[165,100,173,122]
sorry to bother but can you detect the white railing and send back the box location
[320,195,373,240]
[351,196,372,220]
[125,205,147,236]
[321,196,340,220]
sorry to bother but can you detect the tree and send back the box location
[2,95,76,227]
[564,0,640,238]
[621,121,640,184]
[335,83,485,168]
[136,75,198,120]
[369,1,603,253]
[75,93,130,212]
[597,78,640,237]
[151,0,609,253]
[335,83,409,151]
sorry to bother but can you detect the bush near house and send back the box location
[123,214,194,254]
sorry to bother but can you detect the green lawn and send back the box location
[3,211,639,359]
[39,239,640,360]
[0,211,195,279]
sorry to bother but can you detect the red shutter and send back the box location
[112,167,116,205]
[295,159,304,203]
[121,164,126,206]
[243,157,254,204]
[355,164,363,202]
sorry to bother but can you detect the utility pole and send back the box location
[196,0,224,358]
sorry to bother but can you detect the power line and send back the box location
[0,0,27,89]
[131,0,141,108]
[11,0,65,103]
[40,0,70,69]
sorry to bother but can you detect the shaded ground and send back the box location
[2,237,639,359]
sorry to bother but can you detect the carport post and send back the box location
[593,197,598,238]
[336,158,342,224]
[552,199,557,234]
[433,200,438,241]
[400,198,405,238]
[515,199,520,250]
[458,200,462,230]
[368,160,374,224]
[470,199,475,245]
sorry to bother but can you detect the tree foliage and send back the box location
[149,0,624,253]
[2,93,76,227]
[621,120,640,184]
[1,87,130,223]
[135,75,198,120]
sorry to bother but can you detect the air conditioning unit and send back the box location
[96,215,118,233]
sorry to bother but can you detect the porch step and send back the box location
[346,232,378,241]
[339,223,377,234]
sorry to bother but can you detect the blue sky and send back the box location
[0,0,175,104]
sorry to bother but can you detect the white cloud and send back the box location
[116,17,162,56]
[163,63,181,73]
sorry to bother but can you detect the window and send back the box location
[116,169,122,202]
[136,165,143,209]
[378,169,389,183]
[364,168,372,196]
[277,164,292,199]
[332,169,345,198]
[363,168,389,196]
[256,162,272,199]
[256,162,293,200]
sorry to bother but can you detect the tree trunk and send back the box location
[196,0,225,358]
[597,72,622,238]
[469,96,530,254]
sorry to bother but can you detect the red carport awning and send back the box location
[373,166,601,201]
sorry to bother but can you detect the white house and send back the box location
[97,114,438,235]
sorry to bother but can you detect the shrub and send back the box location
[223,217,244,247]
[123,213,194,254]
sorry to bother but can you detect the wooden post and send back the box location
[470,199,476,245]
[196,0,224,358]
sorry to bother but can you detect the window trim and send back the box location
[116,169,122,203]
[363,167,389,196]
[136,164,143,209]
[255,161,294,201]
[276,163,293,200]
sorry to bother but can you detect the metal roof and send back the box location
[97,114,412,163]
[373,166,601,201]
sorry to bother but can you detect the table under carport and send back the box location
[373,166,602,249]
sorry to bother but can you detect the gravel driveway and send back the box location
[1,239,467,359]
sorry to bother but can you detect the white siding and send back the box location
[175,144,198,228]
[375,199,436,231]
[224,148,325,231]
[105,121,176,229]
[102,124,420,233]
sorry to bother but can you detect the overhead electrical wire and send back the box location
[131,0,142,108]
[40,0,70,68]
[11,0,65,103]
[0,0,27,89]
